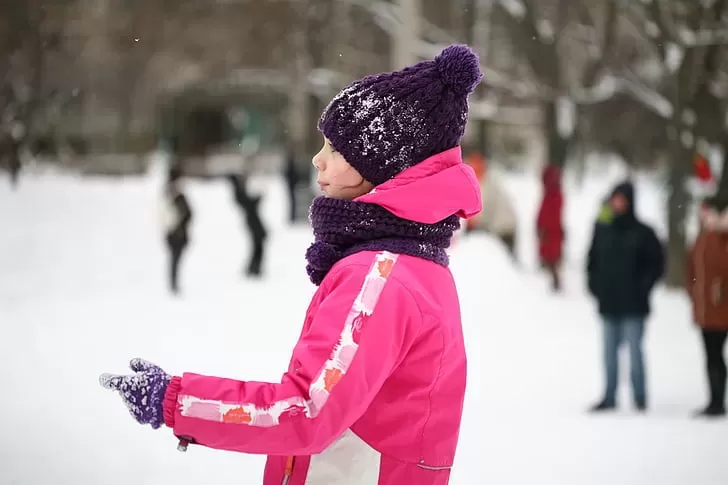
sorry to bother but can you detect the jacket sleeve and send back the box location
[639,226,664,292]
[586,224,599,296]
[162,256,420,455]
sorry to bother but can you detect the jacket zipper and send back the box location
[282,456,296,485]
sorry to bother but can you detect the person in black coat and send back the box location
[162,165,193,295]
[228,174,268,277]
[586,181,664,412]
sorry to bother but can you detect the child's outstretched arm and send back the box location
[164,254,420,456]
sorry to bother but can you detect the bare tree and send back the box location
[495,0,621,168]
[625,0,728,286]
[0,0,73,136]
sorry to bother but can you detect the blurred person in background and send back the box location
[687,196,728,417]
[100,44,482,485]
[464,151,485,233]
[537,163,564,290]
[587,181,664,412]
[161,163,193,295]
[2,120,24,189]
[228,173,268,278]
[469,155,518,263]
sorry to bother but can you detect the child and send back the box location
[474,157,518,263]
[100,44,483,485]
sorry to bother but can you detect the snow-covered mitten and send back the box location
[99,358,171,429]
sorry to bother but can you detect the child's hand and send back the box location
[99,358,171,429]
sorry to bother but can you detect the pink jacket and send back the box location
[162,146,482,485]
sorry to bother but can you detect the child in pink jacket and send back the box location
[100,44,483,485]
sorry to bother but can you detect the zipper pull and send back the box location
[282,456,295,485]
[176,436,195,452]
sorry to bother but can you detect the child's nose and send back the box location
[312,155,323,170]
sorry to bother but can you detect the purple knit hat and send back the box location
[318,44,483,186]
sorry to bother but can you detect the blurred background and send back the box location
[2,0,728,484]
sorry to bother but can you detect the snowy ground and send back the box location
[1,162,725,485]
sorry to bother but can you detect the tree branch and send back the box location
[496,0,556,87]
[581,0,619,88]
[677,26,728,45]
[497,0,526,20]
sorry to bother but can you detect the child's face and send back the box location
[312,138,373,199]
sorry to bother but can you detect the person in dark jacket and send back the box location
[2,124,23,189]
[161,164,193,295]
[687,196,728,417]
[228,174,268,277]
[587,181,664,412]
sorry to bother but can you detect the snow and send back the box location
[556,96,576,138]
[572,75,619,104]
[570,74,673,119]
[677,25,728,47]
[498,0,526,19]
[678,26,698,47]
[682,109,697,127]
[1,160,726,485]
[665,43,685,73]
[536,19,555,43]
[681,130,695,149]
[619,76,674,118]
[645,20,660,38]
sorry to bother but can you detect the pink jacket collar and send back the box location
[355,147,482,224]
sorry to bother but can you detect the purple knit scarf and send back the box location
[305,196,460,285]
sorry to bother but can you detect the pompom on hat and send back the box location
[318,44,483,186]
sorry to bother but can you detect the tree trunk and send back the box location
[464,0,490,158]
[287,0,311,160]
[665,138,691,288]
[718,133,728,199]
[545,99,570,168]
[392,0,420,69]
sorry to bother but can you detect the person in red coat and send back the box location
[537,164,564,291]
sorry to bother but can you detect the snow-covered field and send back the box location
[1,161,725,485]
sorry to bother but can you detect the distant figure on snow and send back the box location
[161,164,193,295]
[687,196,728,417]
[228,173,268,277]
[2,121,24,189]
[536,164,564,290]
[587,181,664,413]
[464,151,486,233]
[469,158,518,263]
